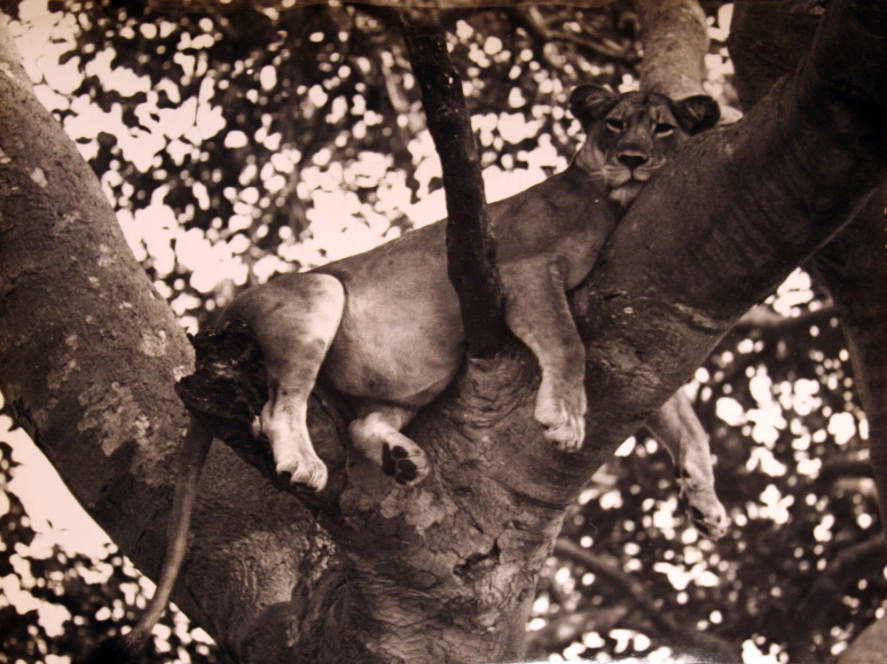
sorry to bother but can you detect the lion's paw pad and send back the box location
[382,443,428,486]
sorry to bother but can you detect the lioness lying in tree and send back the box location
[227,84,722,497]
[94,85,728,663]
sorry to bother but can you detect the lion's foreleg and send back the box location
[501,256,588,452]
[645,392,729,539]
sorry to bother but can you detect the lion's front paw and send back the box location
[687,503,730,540]
[534,381,587,452]
[677,470,729,540]
[381,441,429,486]
[275,452,328,492]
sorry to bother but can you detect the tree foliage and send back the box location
[1,1,885,662]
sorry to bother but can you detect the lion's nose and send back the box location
[618,153,648,170]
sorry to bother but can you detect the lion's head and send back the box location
[570,85,720,207]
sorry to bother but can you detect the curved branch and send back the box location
[400,11,506,359]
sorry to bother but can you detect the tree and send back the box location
[1,0,886,662]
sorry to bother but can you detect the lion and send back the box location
[93,84,727,662]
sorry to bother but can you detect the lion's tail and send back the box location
[82,417,212,664]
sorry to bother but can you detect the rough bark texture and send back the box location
[0,19,347,664]
[729,0,887,531]
[401,11,507,359]
[2,0,887,662]
[635,0,708,98]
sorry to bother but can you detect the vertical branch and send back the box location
[401,10,506,359]
[634,0,709,97]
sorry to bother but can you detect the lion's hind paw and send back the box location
[382,441,429,485]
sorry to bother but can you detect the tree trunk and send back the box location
[2,1,887,662]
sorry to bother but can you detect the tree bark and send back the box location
[634,0,708,98]
[2,1,887,662]
[0,18,348,664]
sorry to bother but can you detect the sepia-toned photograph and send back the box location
[1,1,886,662]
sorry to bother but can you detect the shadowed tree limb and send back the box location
[401,10,507,359]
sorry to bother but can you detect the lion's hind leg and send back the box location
[226,273,345,491]
[645,392,729,539]
[349,405,429,486]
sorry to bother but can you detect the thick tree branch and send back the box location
[729,0,887,530]
[401,11,506,358]
[634,0,708,98]
[0,20,347,662]
[559,0,887,476]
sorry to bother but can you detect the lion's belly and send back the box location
[316,225,465,406]
[322,312,464,407]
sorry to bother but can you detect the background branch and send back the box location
[511,6,634,61]
[634,0,708,98]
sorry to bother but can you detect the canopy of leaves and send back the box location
[0,1,883,663]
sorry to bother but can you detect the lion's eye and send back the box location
[654,123,675,136]
[605,118,623,132]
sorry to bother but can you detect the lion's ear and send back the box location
[569,84,619,128]
[673,95,720,135]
